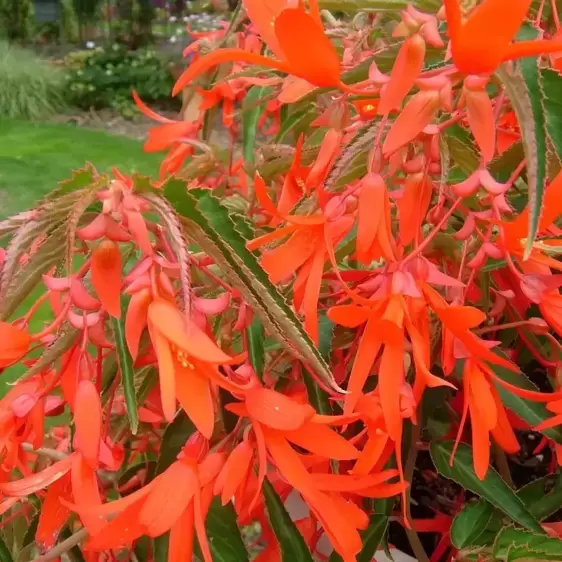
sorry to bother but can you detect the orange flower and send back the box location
[172,3,369,97]
[226,386,370,560]
[455,359,520,479]
[444,0,562,76]
[499,168,562,269]
[356,173,396,265]
[67,448,225,562]
[146,299,242,431]
[0,321,31,367]
[91,240,122,319]
[248,158,354,345]
[421,282,519,372]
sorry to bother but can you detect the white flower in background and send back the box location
[169,15,177,22]
[182,16,188,22]
[169,35,177,43]
[85,41,96,49]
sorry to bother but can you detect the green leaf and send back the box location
[246,316,265,380]
[263,479,314,562]
[517,473,562,521]
[153,534,169,562]
[493,527,562,561]
[450,501,494,549]
[219,387,239,434]
[430,441,543,534]
[445,123,479,177]
[275,106,316,143]
[204,499,249,562]
[0,537,13,562]
[490,359,562,444]
[22,514,38,548]
[111,313,138,434]
[164,182,340,393]
[489,141,525,183]
[155,410,195,475]
[243,86,270,166]
[541,68,562,164]
[329,515,388,562]
[496,26,546,258]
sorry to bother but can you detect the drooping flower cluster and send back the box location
[3,1,562,561]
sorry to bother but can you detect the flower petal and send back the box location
[148,300,235,364]
[91,240,122,319]
[245,387,315,430]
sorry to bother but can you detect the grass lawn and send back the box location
[0,119,161,218]
[0,120,162,392]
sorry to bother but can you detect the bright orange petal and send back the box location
[0,322,31,367]
[70,454,105,536]
[175,362,215,439]
[382,90,440,156]
[132,90,173,123]
[468,390,491,480]
[85,501,146,550]
[173,49,290,96]
[0,455,74,497]
[465,84,496,163]
[398,173,432,246]
[214,440,254,505]
[139,461,198,537]
[74,380,102,469]
[356,174,386,263]
[345,314,383,415]
[306,129,342,189]
[260,227,322,283]
[378,34,425,115]
[148,300,234,363]
[125,289,151,360]
[353,430,391,476]
[503,38,562,63]
[379,342,404,442]
[284,423,359,460]
[169,504,195,562]
[245,387,315,430]
[148,323,177,422]
[247,224,299,251]
[36,473,72,550]
[327,304,370,328]
[450,0,532,74]
[243,0,289,59]
[91,240,122,318]
[262,429,320,495]
[274,8,341,88]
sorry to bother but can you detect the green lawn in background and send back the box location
[0,120,161,392]
[0,119,161,218]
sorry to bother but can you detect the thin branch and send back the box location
[21,444,118,482]
[31,528,88,562]
[404,418,431,562]
[21,443,68,462]
[494,446,514,488]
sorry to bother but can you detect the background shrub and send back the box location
[0,0,33,41]
[63,44,178,117]
[0,41,66,119]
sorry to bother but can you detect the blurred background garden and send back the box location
[0,0,234,217]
